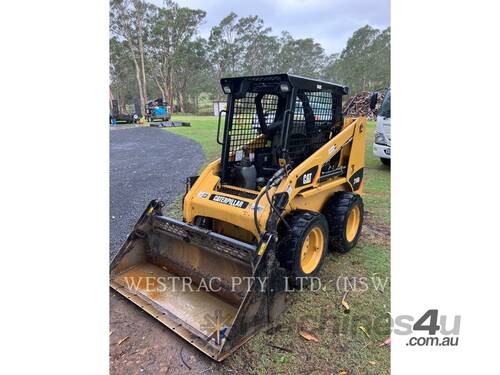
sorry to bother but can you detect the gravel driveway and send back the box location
[110,126,203,259]
[109,126,226,374]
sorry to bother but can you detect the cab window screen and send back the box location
[288,90,335,165]
[228,93,279,153]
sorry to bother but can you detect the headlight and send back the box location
[280,83,290,92]
[375,132,387,146]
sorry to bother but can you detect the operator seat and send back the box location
[254,93,286,176]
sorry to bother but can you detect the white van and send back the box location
[372,88,391,165]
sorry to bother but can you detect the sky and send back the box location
[150,0,390,55]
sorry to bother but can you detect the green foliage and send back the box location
[275,32,327,77]
[110,2,391,112]
[110,37,138,109]
[208,12,240,82]
[147,2,207,110]
[206,14,330,95]
[325,25,391,92]
[172,38,212,112]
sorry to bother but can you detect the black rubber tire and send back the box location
[380,157,390,166]
[323,192,364,253]
[277,211,329,288]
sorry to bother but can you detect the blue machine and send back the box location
[146,98,171,122]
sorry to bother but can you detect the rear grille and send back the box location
[218,186,258,200]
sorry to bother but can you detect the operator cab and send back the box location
[217,74,348,191]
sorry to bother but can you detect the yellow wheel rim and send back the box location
[346,205,361,242]
[300,227,325,274]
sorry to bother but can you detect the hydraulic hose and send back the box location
[253,168,291,239]
[253,188,266,237]
[264,183,291,231]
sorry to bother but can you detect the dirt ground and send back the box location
[110,291,220,375]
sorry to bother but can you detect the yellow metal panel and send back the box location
[183,158,221,223]
[291,179,349,212]
[345,117,367,193]
[182,117,366,238]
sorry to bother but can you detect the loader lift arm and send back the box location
[110,74,366,361]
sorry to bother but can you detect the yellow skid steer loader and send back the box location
[110,74,366,361]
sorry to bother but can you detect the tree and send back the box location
[207,12,240,96]
[148,1,206,109]
[110,37,138,112]
[208,13,282,95]
[110,0,153,110]
[324,25,390,93]
[132,0,152,105]
[235,15,279,75]
[109,2,391,112]
[275,32,327,77]
[173,38,211,112]
[369,27,391,89]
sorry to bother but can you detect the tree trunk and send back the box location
[153,76,166,102]
[138,23,148,105]
[113,1,146,110]
[178,91,185,113]
[167,67,174,111]
[118,90,125,113]
[163,83,172,110]
[109,86,115,109]
[133,58,145,111]
[125,35,145,111]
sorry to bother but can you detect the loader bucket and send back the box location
[110,200,287,361]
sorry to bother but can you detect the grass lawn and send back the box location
[165,114,391,375]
